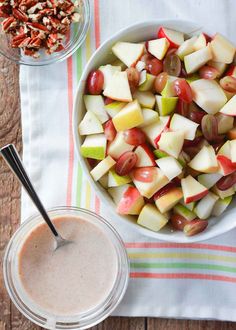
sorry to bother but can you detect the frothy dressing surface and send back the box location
[18,216,118,316]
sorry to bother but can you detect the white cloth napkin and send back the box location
[20,0,236,321]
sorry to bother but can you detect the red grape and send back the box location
[86,70,104,95]
[201,114,219,141]
[173,79,193,103]
[115,151,137,176]
[142,54,163,75]
[188,103,206,124]
[176,99,189,117]
[104,119,116,141]
[153,182,176,200]
[104,97,113,105]
[170,214,189,231]
[123,128,146,146]
[163,54,181,76]
[199,66,219,80]
[133,167,157,183]
[154,72,168,93]
[126,67,140,93]
[183,136,203,148]
[220,76,236,93]
[184,219,208,236]
[216,172,236,191]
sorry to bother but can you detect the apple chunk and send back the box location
[133,90,155,109]
[84,95,109,123]
[156,95,178,116]
[181,175,208,203]
[99,64,121,89]
[112,100,143,131]
[156,156,182,180]
[137,204,169,232]
[190,79,227,114]
[142,116,170,147]
[138,108,159,128]
[194,192,219,219]
[188,146,218,173]
[212,196,233,216]
[184,45,212,74]
[108,132,134,159]
[112,42,145,67]
[193,33,207,51]
[210,33,235,64]
[176,36,197,60]
[157,27,184,48]
[135,144,156,167]
[158,131,185,159]
[80,134,106,160]
[155,187,183,213]
[230,140,236,163]
[216,113,234,134]
[103,71,132,102]
[220,95,236,116]
[90,156,116,181]
[197,173,222,189]
[108,169,131,187]
[170,114,199,140]
[117,186,145,215]
[78,111,103,135]
[212,185,235,199]
[148,38,169,60]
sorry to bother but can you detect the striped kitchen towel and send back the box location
[20,0,236,321]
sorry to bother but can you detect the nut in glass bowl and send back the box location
[0,0,90,66]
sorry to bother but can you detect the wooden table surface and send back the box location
[1,56,236,330]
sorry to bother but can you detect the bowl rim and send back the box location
[0,0,91,66]
[73,19,236,243]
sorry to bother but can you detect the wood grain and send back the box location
[0,55,236,330]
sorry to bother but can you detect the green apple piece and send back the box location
[133,90,155,109]
[161,76,177,97]
[99,174,109,189]
[108,169,131,187]
[190,79,227,114]
[78,111,103,135]
[104,101,126,118]
[112,41,145,67]
[220,95,236,116]
[198,173,222,189]
[173,203,196,221]
[84,95,109,124]
[112,99,143,131]
[184,44,212,74]
[139,73,156,91]
[180,199,195,211]
[108,184,131,204]
[212,185,235,199]
[108,132,134,159]
[90,155,116,181]
[99,64,121,89]
[212,196,233,216]
[156,95,178,116]
[80,134,106,160]
[153,149,168,159]
[158,131,185,158]
[103,71,132,102]
[170,114,199,140]
[138,108,159,128]
[210,33,235,64]
[186,73,200,84]
[216,113,234,134]
[194,191,219,219]
[137,204,169,232]
[208,60,227,78]
[176,36,198,60]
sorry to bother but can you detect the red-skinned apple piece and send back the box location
[117,186,145,215]
[157,27,184,48]
[217,155,236,175]
[226,65,236,78]
[181,175,209,203]
[135,144,156,167]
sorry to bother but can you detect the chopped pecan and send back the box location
[13,8,28,21]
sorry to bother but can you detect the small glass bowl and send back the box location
[3,207,129,330]
[0,0,90,66]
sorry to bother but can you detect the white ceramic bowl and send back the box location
[73,19,236,243]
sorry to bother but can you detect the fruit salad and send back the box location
[79,26,236,237]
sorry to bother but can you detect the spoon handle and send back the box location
[0,144,59,237]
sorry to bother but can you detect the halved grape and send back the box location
[115,151,137,176]
[183,136,203,148]
[163,54,181,76]
[86,70,104,95]
[201,114,218,141]
[123,128,146,146]
[173,79,193,103]
[199,66,219,80]
[220,76,236,93]
[154,72,168,93]
[170,214,189,231]
[104,119,116,141]
[142,54,163,75]
[216,172,236,191]
[133,167,157,183]
[126,67,140,93]
[188,103,206,124]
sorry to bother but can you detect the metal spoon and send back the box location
[0,144,71,250]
